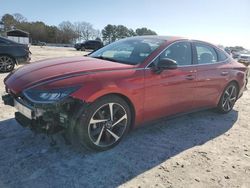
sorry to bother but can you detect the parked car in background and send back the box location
[0,36,30,72]
[238,53,250,66]
[32,41,46,46]
[2,36,248,151]
[224,47,231,55]
[74,40,103,51]
[231,50,240,59]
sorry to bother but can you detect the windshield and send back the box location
[89,37,165,65]
[0,37,14,44]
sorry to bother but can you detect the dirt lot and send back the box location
[0,46,249,188]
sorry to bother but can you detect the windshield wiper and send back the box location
[93,56,119,62]
[91,56,134,65]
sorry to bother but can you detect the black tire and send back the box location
[63,103,86,146]
[80,46,85,51]
[217,82,238,113]
[75,95,132,151]
[0,55,15,73]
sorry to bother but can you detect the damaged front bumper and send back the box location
[2,93,85,134]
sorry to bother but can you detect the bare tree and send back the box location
[13,13,27,23]
[74,22,96,41]
[94,29,102,39]
[58,21,77,43]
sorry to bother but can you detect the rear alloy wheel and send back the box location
[75,95,131,151]
[0,55,15,72]
[217,83,238,113]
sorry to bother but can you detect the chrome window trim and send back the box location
[145,40,230,70]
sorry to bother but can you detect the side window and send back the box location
[88,41,94,47]
[159,41,192,66]
[216,48,228,61]
[93,42,99,47]
[195,43,218,64]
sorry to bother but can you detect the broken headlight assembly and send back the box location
[23,86,80,103]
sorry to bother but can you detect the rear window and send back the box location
[159,41,192,66]
[194,42,218,64]
[216,49,228,61]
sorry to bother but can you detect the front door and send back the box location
[144,41,197,122]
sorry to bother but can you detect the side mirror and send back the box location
[152,58,178,74]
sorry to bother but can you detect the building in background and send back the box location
[7,29,29,44]
[0,21,4,36]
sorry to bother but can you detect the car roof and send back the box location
[126,35,186,41]
[126,35,225,53]
[126,36,220,46]
[85,40,102,42]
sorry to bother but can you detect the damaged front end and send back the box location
[2,87,85,134]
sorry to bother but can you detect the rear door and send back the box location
[144,41,197,122]
[192,42,230,108]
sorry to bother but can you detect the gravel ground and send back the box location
[0,46,249,188]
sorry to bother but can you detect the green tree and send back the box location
[102,24,137,43]
[1,13,158,44]
[102,24,117,43]
[46,25,60,43]
[116,25,130,39]
[135,27,157,36]
[1,14,17,30]
[128,29,136,37]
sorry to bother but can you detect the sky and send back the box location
[0,0,249,48]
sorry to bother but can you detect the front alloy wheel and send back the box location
[0,56,15,72]
[88,103,128,147]
[75,95,131,151]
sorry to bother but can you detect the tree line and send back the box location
[0,13,157,44]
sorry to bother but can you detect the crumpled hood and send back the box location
[4,56,134,94]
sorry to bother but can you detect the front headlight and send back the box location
[23,86,80,103]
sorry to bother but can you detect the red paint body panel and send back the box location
[144,66,197,122]
[4,56,134,94]
[44,69,146,125]
[4,37,248,128]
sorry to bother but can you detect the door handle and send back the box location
[185,75,194,80]
[221,71,229,76]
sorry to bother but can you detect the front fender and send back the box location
[69,70,145,126]
[40,69,146,126]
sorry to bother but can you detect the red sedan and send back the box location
[2,36,248,151]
